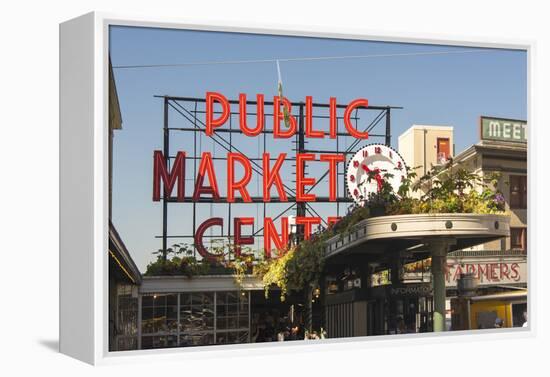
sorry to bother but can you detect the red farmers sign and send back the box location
[153,92,371,260]
[445,260,526,287]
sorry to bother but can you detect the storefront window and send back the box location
[115,284,138,351]
[510,175,527,209]
[141,291,249,349]
[141,293,178,335]
[215,291,249,344]
[179,292,215,347]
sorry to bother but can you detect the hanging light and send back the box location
[313,287,321,298]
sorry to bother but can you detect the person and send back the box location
[494,317,504,328]
[290,325,300,341]
[396,317,406,334]
[522,311,528,328]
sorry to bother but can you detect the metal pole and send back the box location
[305,285,313,333]
[385,107,391,146]
[192,101,197,258]
[297,104,306,239]
[162,97,169,263]
[428,238,454,332]
[423,128,427,176]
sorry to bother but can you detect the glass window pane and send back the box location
[167,306,177,320]
[227,292,238,304]
[191,293,203,305]
[181,293,191,306]
[217,317,228,330]
[142,307,153,320]
[167,294,177,306]
[141,336,153,349]
[166,335,178,347]
[203,293,214,306]
[142,295,154,307]
[167,319,179,333]
[239,316,249,328]
[227,316,238,329]
[203,305,215,316]
[227,304,238,315]
[216,334,227,344]
[205,316,214,330]
[217,304,226,316]
[154,306,166,319]
[238,331,249,343]
[154,295,166,307]
[217,292,227,305]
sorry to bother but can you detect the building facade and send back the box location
[398,117,527,329]
[398,124,454,178]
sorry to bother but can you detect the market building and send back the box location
[397,118,527,330]
[107,74,524,350]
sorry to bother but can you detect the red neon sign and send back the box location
[154,92,370,259]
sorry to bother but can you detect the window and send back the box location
[510,175,527,209]
[141,293,178,349]
[115,284,138,351]
[510,227,527,251]
[437,138,450,164]
[141,291,250,349]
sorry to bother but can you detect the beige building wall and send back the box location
[446,146,527,252]
[398,125,454,179]
[481,156,527,251]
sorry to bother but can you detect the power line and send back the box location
[112,49,495,69]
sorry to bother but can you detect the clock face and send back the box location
[346,144,407,205]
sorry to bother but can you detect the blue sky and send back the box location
[109,25,527,271]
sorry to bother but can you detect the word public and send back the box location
[153,92,371,259]
[204,91,370,139]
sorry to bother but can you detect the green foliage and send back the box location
[253,232,330,301]
[402,159,505,215]
[144,242,257,294]
[144,243,232,277]
[327,160,506,241]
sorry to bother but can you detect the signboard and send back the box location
[389,283,432,297]
[445,258,527,287]
[401,256,527,287]
[153,91,375,260]
[480,116,527,143]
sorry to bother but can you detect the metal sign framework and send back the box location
[155,95,401,258]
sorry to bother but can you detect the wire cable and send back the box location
[112,49,495,69]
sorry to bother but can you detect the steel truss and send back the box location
[155,95,401,258]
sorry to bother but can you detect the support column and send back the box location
[427,238,455,332]
[389,253,402,285]
[305,285,313,333]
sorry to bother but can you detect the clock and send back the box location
[346,144,407,205]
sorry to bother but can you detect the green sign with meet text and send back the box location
[480,116,527,143]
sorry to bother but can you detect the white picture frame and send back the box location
[59,11,534,365]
